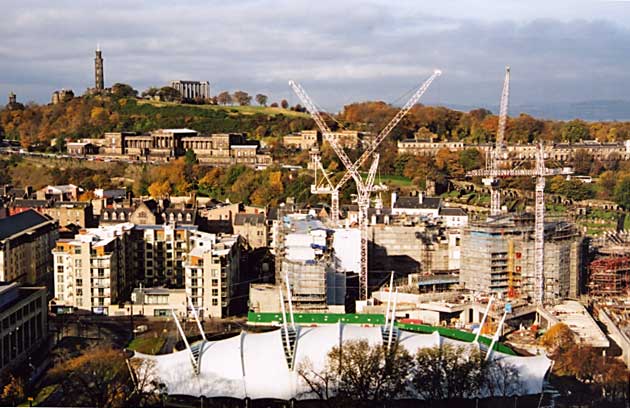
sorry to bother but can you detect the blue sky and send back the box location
[1,0,629,111]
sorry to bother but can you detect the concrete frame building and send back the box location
[0,283,48,377]
[184,233,241,318]
[170,80,210,100]
[52,223,134,314]
[460,214,584,300]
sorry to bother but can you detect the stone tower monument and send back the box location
[94,46,104,91]
[8,92,16,105]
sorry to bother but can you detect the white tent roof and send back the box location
[133,325,551,400]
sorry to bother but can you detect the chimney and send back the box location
[391,192,397,208]
[418,191,424,204]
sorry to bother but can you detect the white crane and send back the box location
[468,143,572,305]
[289,71,441,299]
[483,66,511,217]
[289,69,441,225]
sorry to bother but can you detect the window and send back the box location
[57,275,64,283]
[186,214,192,222]
[76,279,82,286]
[112,212,117,221]
[75,247,81,255]
[212,279,218,287]
[212,299,218,306]
[212,289,218,296]
[57,266,64,274]
[74,259,82,267]
[103,212,109,221]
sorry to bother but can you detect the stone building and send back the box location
[0,210,58,287]
[233,213,267,248]
[283,130,320,150]
[169,80,210,100]
[51,89,74,105]
[0,282,48,378]
[9,199,96,228]
[100,129,272,167]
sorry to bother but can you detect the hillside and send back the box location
[0,95,314,148]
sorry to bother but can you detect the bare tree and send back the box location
[297,339,413,404]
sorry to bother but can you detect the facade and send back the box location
[233,213,267,248]
[391,192,442,218]
[130,287,188,318]
[0,283,48,377]
[283,130,320,150]
[100,130,272,167]
[397,138,630,163]
[30,201,95,228]
[52,223,134,314]
[66,142,97,156]
[184,233,241,318]
[169,80,210,100]
[36,184,81,201]
[439,207,468,228]
[460,215,583,300]
[0,210,58,286]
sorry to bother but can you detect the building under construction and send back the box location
[460,214,584,301]
[588,256,630,297]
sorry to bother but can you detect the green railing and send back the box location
[247,312,516,356]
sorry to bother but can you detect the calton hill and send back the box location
[2,84,630,228]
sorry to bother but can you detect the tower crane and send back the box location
[467,143,572,305]
[484,66,511,217]
[289,71,441,299]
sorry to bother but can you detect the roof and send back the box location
[10,199,51,208]
[131,324,552,400]
[0,209,53,241]
[158,128,198,134]
[439,207,467,217]
[234,213,265,226]
[394,196,441,210]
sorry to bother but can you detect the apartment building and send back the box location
[0,283,48,377]
[184,233,241,318]
[0,210,58,287]
[52,223,133,314]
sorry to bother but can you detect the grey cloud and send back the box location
[0,0,629,112]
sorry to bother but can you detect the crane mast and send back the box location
[290,72,441,299]
[468,143,572,304]
[484,66,510,217]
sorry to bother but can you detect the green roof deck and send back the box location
[247,311,516,356]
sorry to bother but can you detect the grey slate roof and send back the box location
[0,209,52,240]
[234,213,265,226]
[394,196,441,210]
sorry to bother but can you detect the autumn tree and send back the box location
[217,91,232,105]
[255,94,268,106]
[459,148,483,172]
[233,91,252,106]
[49,346,160,408]
[148,180,171,199]
[0,374,25,406]
[540,323,575,356]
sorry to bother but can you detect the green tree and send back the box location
[157,86,181,102]
[281,99,289,109]
[111,83,138,98]
[54,134,66,153]
[459,148,483,172]
[614,175,630,208]
[141,87,159,98]
[562,119,590,143]
[255,94,268,106]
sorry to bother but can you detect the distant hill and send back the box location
[445,100,630,122]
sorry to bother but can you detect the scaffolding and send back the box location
[588,256,630,297]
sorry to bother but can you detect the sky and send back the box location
[1,0,630,112]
